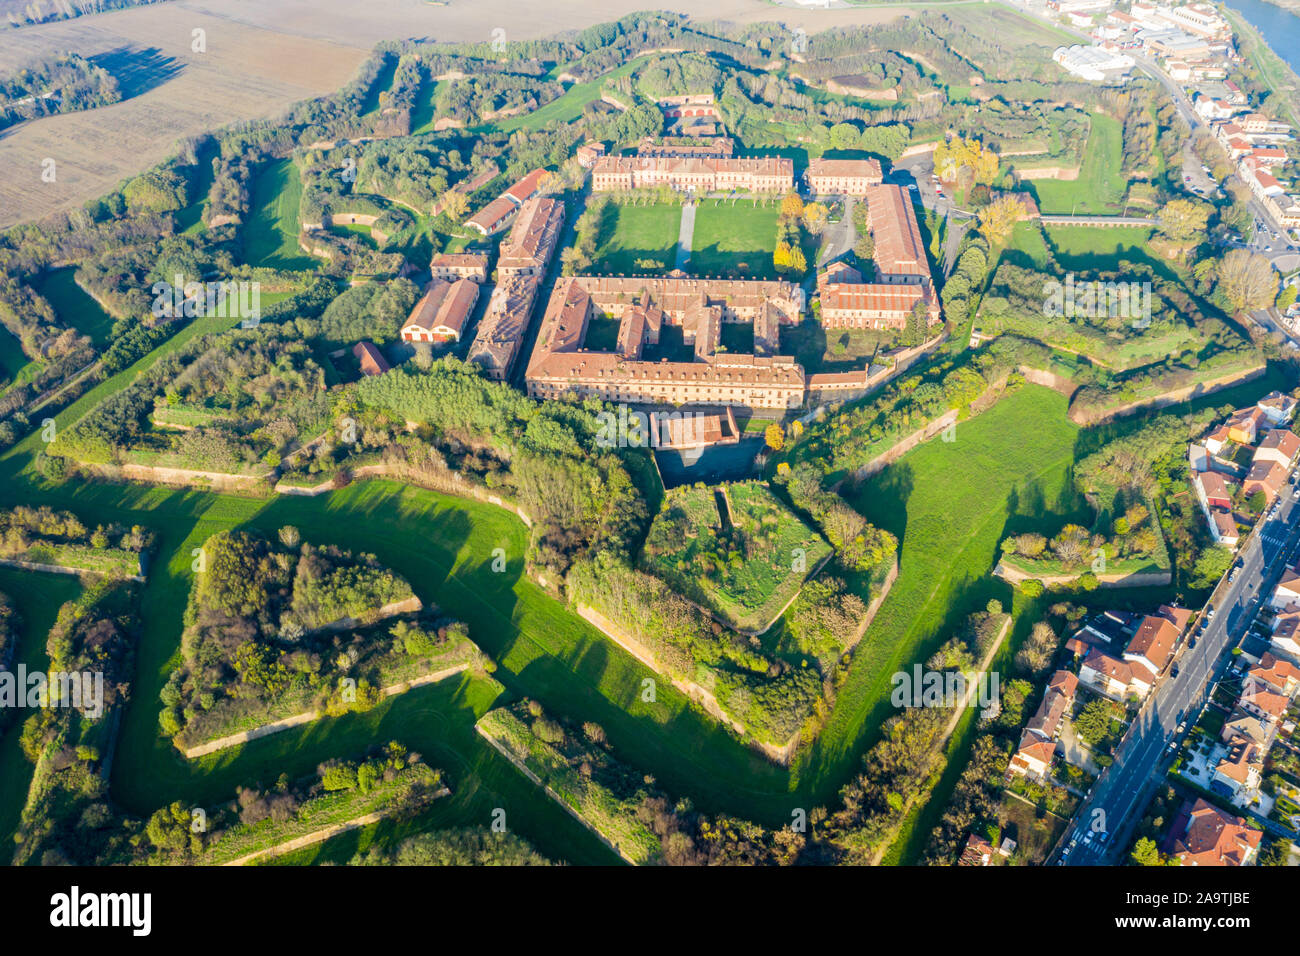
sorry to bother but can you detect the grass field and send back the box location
[242,159,322,272]
[33,267,116,347]
[689,200,785,280]
[1030,113,1126,216]
[0,326,38,393]
[589,202,682,275]
[797,385,1081,799]
[0,569,84,851]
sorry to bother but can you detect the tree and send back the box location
[1190,545,1233,587]
[802,202,829,233]
[1131,837,1163,866]
[441,190,469,220]
[1157,199,1211,242]
[765,423,785,451]
[1074,698,1116,746]
[1216,249,1277,314]
[976,195,1027,246]
[934,136,999,187]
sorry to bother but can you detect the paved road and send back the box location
[817,195,857,266]
[675,201,696,271]
[1059,478,1300,864]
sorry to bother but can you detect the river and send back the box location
[1226,0,1300,76]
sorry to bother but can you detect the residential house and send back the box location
[1271,607,1300,662]
[1270,568,1300,609]
[1079,648,1151,700]
[1211,737,1263,803]
[1254,428,1300,469]
[1172,799,1261,866]
[1219,709,1273,749]
[1247,652,1300,697]
[959,833,994,866]
[1195,470,1237,509]
[1009,670,1079,779]
[1243,460,1288,502]
[1227,406,1268,445]
[1123,607,1188,678]
[1257,391,1297,425]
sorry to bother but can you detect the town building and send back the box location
[1052,44,1136,83]
[429,252,489,284]
[402,278,480,344]
[466,167,551,236]
[467,275,543,381]
[592,153,794,194]
[818,184,942,330]
[496,196,565,278]
[804,158,884,196]
[1172,799,1261,865]
[524,274,808,410]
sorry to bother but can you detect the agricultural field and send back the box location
[641,481,833,633]
[0,4,364,229]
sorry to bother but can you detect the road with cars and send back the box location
[1059,474,1300,864]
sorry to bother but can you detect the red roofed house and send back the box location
[1247,652,1300,698]
[1079,648,1136,699]
[1123,608,1186,678]
[1239,677,1289,725]
[1244,461,1289,503]
[1195,470,1236,509]
[401,278,481,344]
[1009,669,1079,780]
[352,341,390,377]
[1172,799,1261,866]
[1254,428,1300,470]
[959,833,994,866]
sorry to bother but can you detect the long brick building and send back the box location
[525,275,807,410]
[817,183,941,331]
[592,154,793,194]
[496,196,565,277]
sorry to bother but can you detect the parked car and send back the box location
[1171,663,1181,678]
